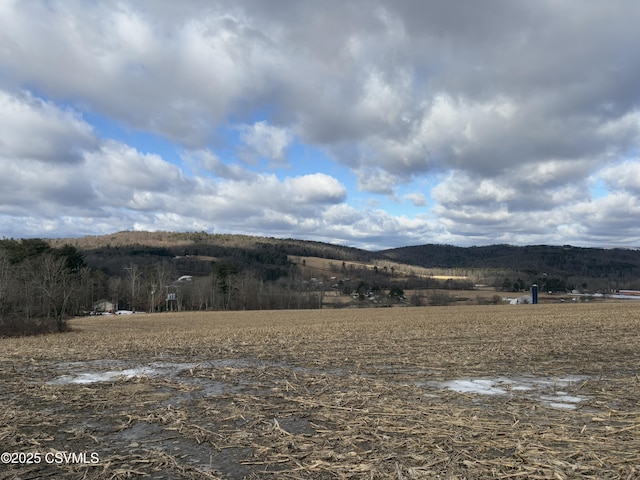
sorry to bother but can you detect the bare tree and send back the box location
[17,257,39,323]
[150,261,174,311]
[193,277,210,310]
[39,254,77,332]
[125,264,143,311]
[108,276,123,312]
[0,249,10,318]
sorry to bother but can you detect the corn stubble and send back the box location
[2,303,639,479]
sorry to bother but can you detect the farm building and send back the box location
[92,299,114,313]
[618,290,640,297]
[509,295,533,305]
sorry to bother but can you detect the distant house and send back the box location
[509,295,532,305]
[619,290,640,297]
[93,299,114,313]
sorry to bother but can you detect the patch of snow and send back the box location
[48,362,198,385]
[543,402,577,409]
[539,393,584,409]
[439,379,507,395]
[426,375,589,409]
[49,367,155,384]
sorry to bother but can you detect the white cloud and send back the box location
[283,173,347,204]
[599,159,640,194]
[238,121,293,164]
[2,2,640,248]
[183,149,255,181]
[569,192,640,245]
[403,193,427,207]
[432,172,515,208]
[0,2,281,146]
[0,90,97,162]
[355,168,399,195]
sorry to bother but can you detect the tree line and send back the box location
[383,244,640,292]
[4,234,636,337]
[0,239,325,337]
[0,239,88,335]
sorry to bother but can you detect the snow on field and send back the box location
[47,357,590,410]
[48,362,198,385]
[427,375,589,409]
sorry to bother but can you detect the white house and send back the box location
[92,299,114,313]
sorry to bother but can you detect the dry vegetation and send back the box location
[2,303,640,479]
[291,255,473,281]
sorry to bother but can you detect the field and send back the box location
[2,303,640,479]
[290,255,472,281]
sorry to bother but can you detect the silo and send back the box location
[531,284,539,304]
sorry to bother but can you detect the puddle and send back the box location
[48,357,357,387]
[205,358,258,369]
[160,378,235,406]
[275,416,316,436]
[49,366,156,384]
[107,421,253,478]
[424,375,589,409]
[114,421,165,443]
[47,359,269,405]
[48,362,199,385]
[47,359,591,411]
[440,378,507,395]
[539,393,584,410]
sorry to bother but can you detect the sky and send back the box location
[1,1,640,250]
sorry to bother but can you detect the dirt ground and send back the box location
[1,303,639,479]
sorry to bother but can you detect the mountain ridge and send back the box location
[45,231,640,286]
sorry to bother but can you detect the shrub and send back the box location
[0,314,71,338]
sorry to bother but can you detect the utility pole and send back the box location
[151,284,156,313]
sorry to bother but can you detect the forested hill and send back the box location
[48,231,640,281]
[380,244,640,279]
[48,231,378,279]
[5,232,639,337]
[50,231,374,263]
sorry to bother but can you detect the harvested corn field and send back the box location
[1,303,640,479]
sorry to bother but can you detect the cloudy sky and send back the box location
[1,1,640,250]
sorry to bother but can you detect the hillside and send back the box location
[49,231,376,263]
[380,244,640,284]
[48,231,640,290]
[4,231,640,332]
